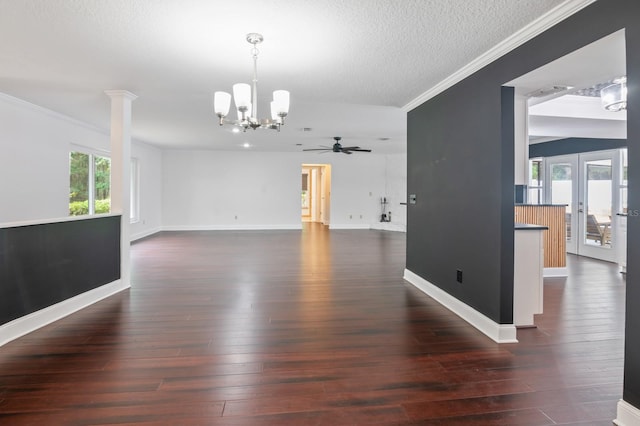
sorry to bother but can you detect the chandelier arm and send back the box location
[214,33,286,132]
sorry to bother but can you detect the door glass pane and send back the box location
[550,163,572,242]
[528,159,543,204]
[94,156,111,214]
[585,159,612,248]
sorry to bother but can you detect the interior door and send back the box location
[578,151,617,262]
[545,150,620,262]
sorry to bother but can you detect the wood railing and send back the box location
[515,205,566,268]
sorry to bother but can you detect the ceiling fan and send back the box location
[303,137,372,155]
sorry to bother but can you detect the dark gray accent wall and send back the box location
[624,13,640,409]
[406,0,640,409]
[530,137,627,158]
[408,80,508,322]
[0,216,121,325]
[500,87,515,323]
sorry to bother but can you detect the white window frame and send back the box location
[130,157,140,223]
[528,158,544,204]
[69,146,111,216]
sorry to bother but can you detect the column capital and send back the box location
[104,90,138,101]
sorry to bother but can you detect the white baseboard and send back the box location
[543,267,568,277]
[162,224,303,231]
[403,269,518,343]
[0,279,129,347]
[328,224,371,230]
[370,223,407,232]
[615,400,640,426]
[130,226,161,241]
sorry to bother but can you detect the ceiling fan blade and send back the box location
[303,148,332,151]
[340,146,360,150]
[342,150,353,154]
[350,148,372,152]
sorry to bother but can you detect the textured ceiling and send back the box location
[0,0,572,152]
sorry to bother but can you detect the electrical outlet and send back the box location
[456,269,463,283]
[360,215,363,219]
[235,215,238,220]
[349,214,352,219]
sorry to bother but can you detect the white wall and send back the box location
[328,154,387,229]
[0,94,107,223]
[131,141,163,240]
[0,93,162,237]
[162,150,302,229]
[0,92,405,233]
[161,150,392,230]
[384,153,407,228]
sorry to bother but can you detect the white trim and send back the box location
[0,91,157,148]
[0,91,108,135]
[0,213,121,230]
[403,269,518,343]
[130,227,162,241]
[162,224,303,231]
[70,143,111,157]
[370,223,407,232]
[615,400,640,426]
[104,89,138,101]
[0,280,128,347]
[543,267,569,277]
[402,0,597,112]
[328,224,372,230]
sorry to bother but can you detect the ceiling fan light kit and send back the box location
[303,137,372,154]
[214,33,290,132]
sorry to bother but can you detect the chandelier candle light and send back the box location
[214,33,290,131]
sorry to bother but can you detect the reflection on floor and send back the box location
[0,230,625,425]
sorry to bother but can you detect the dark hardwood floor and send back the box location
[0,224,625,425]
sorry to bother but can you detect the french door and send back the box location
[545,150,620,262]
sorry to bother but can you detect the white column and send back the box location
[514,94,529,186]
[105,90,137,288]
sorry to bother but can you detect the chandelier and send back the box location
[213,33,290,132]
[601,76,627,112]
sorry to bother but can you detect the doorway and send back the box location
[545,149,624,262]
[301,164,331,224]
[506,29,627,264]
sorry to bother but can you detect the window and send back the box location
[528,158,543,204]
[69,150,111,216]
[130,158,140,223]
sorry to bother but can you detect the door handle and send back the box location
[578,209,584,213]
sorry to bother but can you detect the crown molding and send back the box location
[104,89,138,101]
[402,0,598,112]
[0,91,160,147]
[0,91,109,135]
